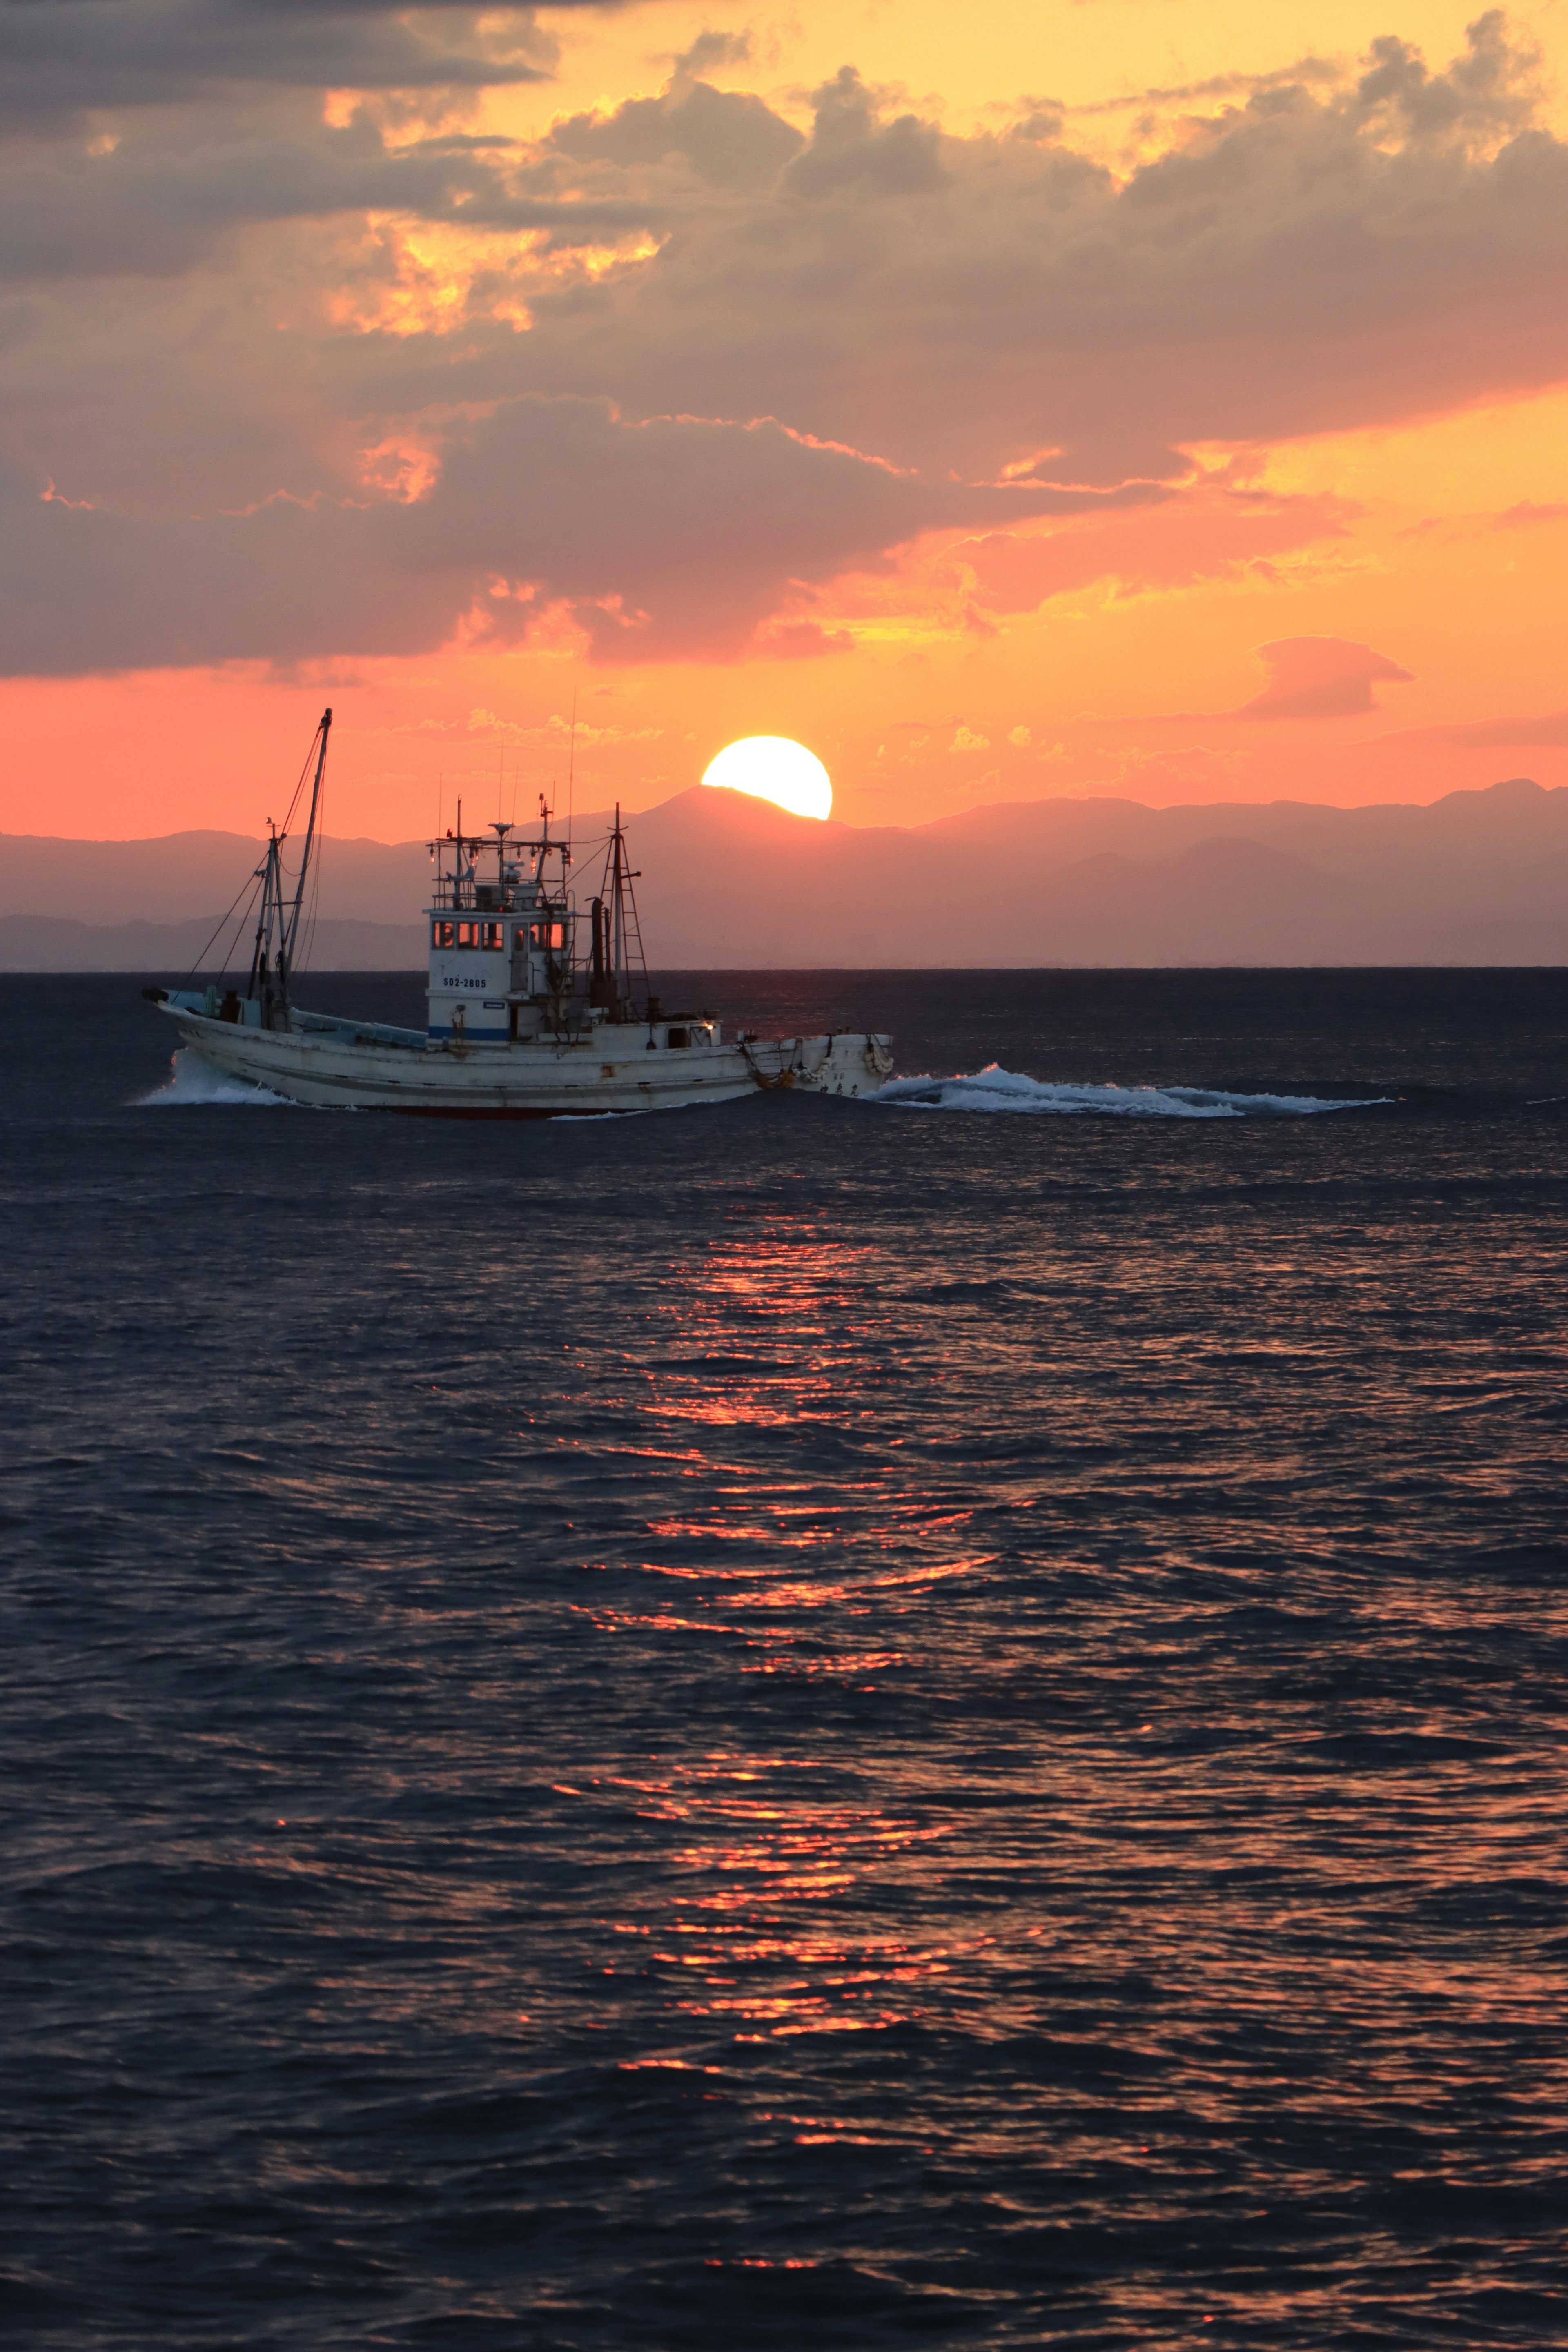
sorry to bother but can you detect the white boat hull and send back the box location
[156,1002,894,1116]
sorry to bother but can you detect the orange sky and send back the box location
[3,0,1566,840]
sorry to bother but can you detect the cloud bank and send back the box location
[2,7,1566,675]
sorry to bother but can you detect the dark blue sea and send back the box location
[4,968,1566,2350]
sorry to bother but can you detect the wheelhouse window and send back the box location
[529,920,566,950]
[456,920,482,948]
[480,921,504,950]
[432,920,455,948]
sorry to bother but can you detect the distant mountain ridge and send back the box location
[2,779,1564,968]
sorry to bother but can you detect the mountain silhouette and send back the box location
[2,778,1564,968]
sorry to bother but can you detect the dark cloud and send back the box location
[1236,639,1415,721]
[0,106,655,280]
[781,67,946,198]
[0,400,1132,674]
[0,460,449,670]
[669,29,753,78]
[0,1,583,125]
[1348,9,1541,145]
[403,400,1127,659]
[547,78,801,190]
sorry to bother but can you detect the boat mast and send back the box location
[603,803,650,1021]
[278,708,331,1015]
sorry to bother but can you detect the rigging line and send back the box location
[217,887,263,981]
[580,830,617,901]
[178,862,266,991]
[275,729,318,844]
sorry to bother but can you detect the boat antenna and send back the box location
[567,688,577,854]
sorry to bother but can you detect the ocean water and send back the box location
[3,967,1566,2351]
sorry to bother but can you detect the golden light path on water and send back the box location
[577,1224,977,2063]
[701,737,833,820]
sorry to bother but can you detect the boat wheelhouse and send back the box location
[424,797,637,1045]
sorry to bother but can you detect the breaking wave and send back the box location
[873,1065,1388,1118]
[139,1049,296,1108]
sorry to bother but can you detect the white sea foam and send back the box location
[139,1049,296,1108]
[873,1065,1386,1118]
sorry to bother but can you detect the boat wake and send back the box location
[873,1065,1387,1118]
[139,1049,296,1108]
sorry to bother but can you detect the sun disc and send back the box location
[701,736,832,821]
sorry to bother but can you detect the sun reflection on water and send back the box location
[556,1217,1019,2047]
[578,1739,992,2046]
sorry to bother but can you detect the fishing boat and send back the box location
[143,710,894,1115]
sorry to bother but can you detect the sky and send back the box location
[3,0,1568,841]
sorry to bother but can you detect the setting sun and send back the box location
[701,737,833,822]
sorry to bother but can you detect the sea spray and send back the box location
[873,1063,1388,1117]
[139,1047,296,1107]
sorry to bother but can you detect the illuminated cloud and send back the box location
[1236,638,1416,721]
[1495,501,1568,527]
[514,20,1568,481]
[943,487,1351,618]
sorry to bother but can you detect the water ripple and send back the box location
[4,972,1567,2348]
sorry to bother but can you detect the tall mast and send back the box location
[281,706,332,1000]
